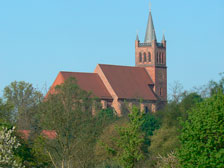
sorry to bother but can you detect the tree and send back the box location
[178,91,224,168]
[149,126,179,157]
[0,126,25,168]
[0,98,13,125]
[103,106,145,168]
[95,117,127,167]
[146,91,203,168]
[39,77,98,168]
[3,81,43,129]
[208,73,224,96]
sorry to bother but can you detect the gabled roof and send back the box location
[49,71,112,100]
[97,64,157,101]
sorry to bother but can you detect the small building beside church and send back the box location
[48,8,167,116]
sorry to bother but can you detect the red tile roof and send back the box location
[98,64,157,101]
[49,71,112,100]
[18,130,57,139]
[41,130,57,139]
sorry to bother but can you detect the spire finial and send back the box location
[149,2,152,12]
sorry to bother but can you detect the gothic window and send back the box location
[144,52,147,62]
[156,52,159,64]
[139,52,142,62]
[148,52,151,62]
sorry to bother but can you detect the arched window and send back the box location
[156,52,159,64]
[148,52,151,62]
[139,53,142,62]
[144,52,147,62]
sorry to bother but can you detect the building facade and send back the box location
[48,8,167,116]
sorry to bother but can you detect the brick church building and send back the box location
[48,8,167,116]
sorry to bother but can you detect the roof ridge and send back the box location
[60,71,97,75]
[98,64,146,69]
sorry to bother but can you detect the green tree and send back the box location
[146,92,203,168]
[39,77,98,168]
[95,117,127,167]
[0,98,13,125]
[104,106,145,168]
[3,81,43,129]
[208,73,224,96]
[178,91,224,168]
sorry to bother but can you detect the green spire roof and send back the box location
[144,11,157,43]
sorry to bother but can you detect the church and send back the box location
[48,8,167,116]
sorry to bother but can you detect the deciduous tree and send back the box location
[39,77,98,168]
[103,106,145,168]
[178,91,224,167]
[4,81,43,129]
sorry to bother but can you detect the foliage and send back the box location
[156,92,203,128]
[0,98,12,123]
[208,73,224,96]
[141,112,160,137]
[104,106,145,168]
[95,108,118,130]
[178,91,224,168]
[149,126,179,157]
[95,118,127,166]
[145,91,203,168]
[38,77,98,168]
[155,151,179,168]
[0,98,13,126]
[0,126,25,168]
[30,136,52,167]
[3,81,43,129]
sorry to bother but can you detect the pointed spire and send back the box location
[136,32,139,41]
[144,4,157,43]
[162,33,165,41]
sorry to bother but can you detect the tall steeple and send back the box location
[144,7,157,43]
[135,3,167,102]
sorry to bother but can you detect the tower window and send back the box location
[156,52,159,64]
[144,52,147,62]
[148,52,151,62]
[139,53,142,62]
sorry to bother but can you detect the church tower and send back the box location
[135,7,167,102]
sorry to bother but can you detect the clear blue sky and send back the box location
[0,0,223,95]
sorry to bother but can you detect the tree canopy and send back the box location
[178,91,224,168]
